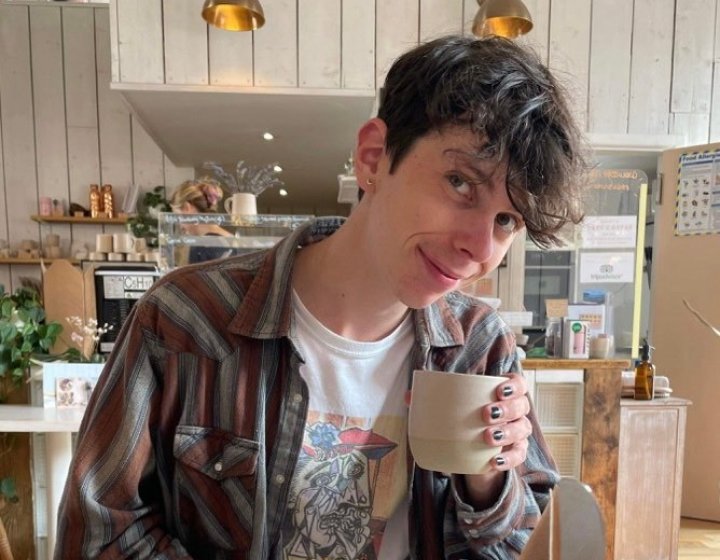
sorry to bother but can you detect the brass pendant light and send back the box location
[202,0,266,32]
[472,0,533,39]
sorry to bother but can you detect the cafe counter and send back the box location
[522,359,689,560]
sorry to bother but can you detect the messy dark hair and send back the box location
[378,35,588,248]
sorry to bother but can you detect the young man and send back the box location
[56,35,586,559]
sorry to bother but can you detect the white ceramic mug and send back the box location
[96,233,113,253]
[112,232,133,253]
[133,237,147,253]
[224,192,257,216]
[408,370,507,474]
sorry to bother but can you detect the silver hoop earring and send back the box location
[367,178,374,186]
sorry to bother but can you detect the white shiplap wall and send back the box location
[0,4,193,293]
[3,0,720,294]
[108,0,720,146]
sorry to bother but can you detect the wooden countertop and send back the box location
[620,396,692,407]
[0,405,85,432]
[522,358,632,369]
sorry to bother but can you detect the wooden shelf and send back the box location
[0,258,79,265]
[30,214,129,225]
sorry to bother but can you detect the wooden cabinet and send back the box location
[524,358,630,560]
[614,398,691,560]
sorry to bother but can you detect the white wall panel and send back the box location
[588,0,632,134]
[628,0,674,135]
[108,0,120,82]
[96,7,133,214]
[420,0,463,41]
[30,7,70,205]
[116,0,163,84]
[64,9,99,130]
[163,155,194,191]
[670,113,709,147]
[710,2,720,142]
[671,0,714,144]
[208,26,253,86]
[518,0,550,63]
[548,0,591,131]
[0,5,41,290]
[254,0,297,86]
[298,0,341,88]
[30,6,72,257]
[131,117,165,190]
[64,8,103,254]
[341,0,375,90]
[163,0,209,85]
[376,0,419,85]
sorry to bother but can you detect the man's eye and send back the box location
[496,213,519,233]
[447,174,472,196]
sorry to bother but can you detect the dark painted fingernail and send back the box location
[492,430,504,441]
[495,456,506,466]
[490,406,502,419]
[502,385,513,397]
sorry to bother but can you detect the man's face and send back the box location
[365,126,524,309]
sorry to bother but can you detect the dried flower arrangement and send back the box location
[202,160,284,197]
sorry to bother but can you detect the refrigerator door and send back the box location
[651,141,720,521]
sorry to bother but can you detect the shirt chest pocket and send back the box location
[173,425,261,553]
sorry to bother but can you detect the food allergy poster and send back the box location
[676,151,720,236]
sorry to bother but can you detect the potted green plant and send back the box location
[0,284,63,559]
[0,285,63,403]
[126,185,171,248]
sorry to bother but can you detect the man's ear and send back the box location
[354,118,387,194]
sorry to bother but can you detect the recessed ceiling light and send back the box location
[262,132,274,141]
[273,164,283,173]
[279,189,288,197]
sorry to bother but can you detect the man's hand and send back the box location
[462,373,533,509]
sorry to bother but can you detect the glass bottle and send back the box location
[89,184,101,218]
[102,184,114,218]
[634,339,655,400]
[544,317,562,357]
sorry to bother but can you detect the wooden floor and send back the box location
[680,518,720,559]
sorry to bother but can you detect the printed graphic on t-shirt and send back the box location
[282,411,407,560]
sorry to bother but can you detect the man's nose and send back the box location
[453,216,496,264]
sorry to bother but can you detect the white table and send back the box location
[0,405,85,559]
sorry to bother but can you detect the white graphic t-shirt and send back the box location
[282,291,413,560]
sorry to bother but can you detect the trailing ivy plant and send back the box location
[0,285,63,401]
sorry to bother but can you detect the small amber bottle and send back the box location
[634,339,655,400]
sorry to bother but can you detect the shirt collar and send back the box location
[227,217,345,338]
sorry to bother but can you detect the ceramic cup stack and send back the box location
[86,232,157,263]
[44,233,63,259]
[17,239,40,259]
